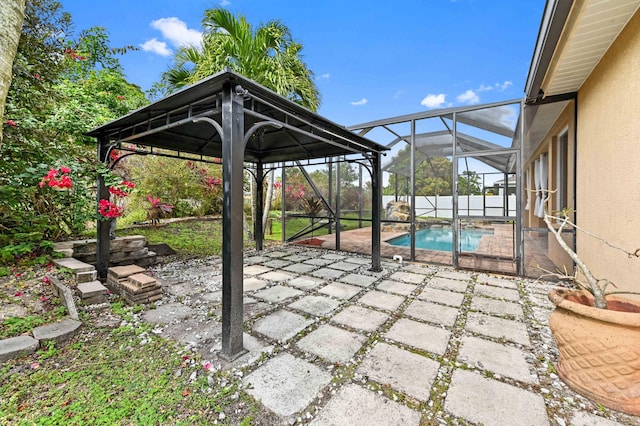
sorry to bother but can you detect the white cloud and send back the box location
[393,90,405,99]
[150,17,202,48]
[140,38,172,56]
[220,0,231,5]
[476,84,493,92]
[317,73,330,80]
[496,80,513,91]
[456,89,480,105]
[351,98,368,106]
[420,94,446,109]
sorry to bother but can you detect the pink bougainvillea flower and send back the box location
[42,276,51,284]
[273,181,282,189]
[116,95,125,100]
[33,73,41,80]
[40,296,48,302]
[202,361,213,371]
[15,273,21,278]
[30,362,40,369]
[182,355,190,361]
[14,292,23,297]
[59,166,71,174]
[109,150,120,162]
[4,120,17,127]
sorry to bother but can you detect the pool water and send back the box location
[387,227,494,252]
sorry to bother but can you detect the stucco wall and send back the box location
[576,10,640,297]
[524,103,575,272]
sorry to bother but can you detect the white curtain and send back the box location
[524,169,530,211]
[535,154,548,218]
[533,159,541,216]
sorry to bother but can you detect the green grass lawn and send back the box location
[0,304,263,424]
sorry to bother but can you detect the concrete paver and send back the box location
[310,384,421,425]
[388,271,427,284]
[252,309,313,342]
[243,277,268,292]
[466,312,531,346]
[328,261,362,272]
[474,284,520,301]
[427,277,469,292]
[283,263,317,274]
[310,268,344,280]
[319,282,363,300]
[243,353,332,417]
[385,318,451,355]
[358,290,405,311]
[260,271,294,282]
[404,299,458,327]
[356,342,439,401]
[262,259,292,269]
[297,324,366,363]
[288,295,341,317]
[339,274,378,288]
[457,335,536,383]
[253,285,304,303]
[445,369,549,426]
[470,295,524,318]
[418,286,465,307]
[476,274,519,289]
[376,280,417,295]
[243,265,272,276]
[435,270,472,281]
[331,305,389,332]
[288,276,324,290]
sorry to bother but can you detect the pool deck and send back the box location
[298,224,557,277]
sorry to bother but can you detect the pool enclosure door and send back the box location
[453,137,522,275]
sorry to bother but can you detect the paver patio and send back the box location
[142,246,636,425]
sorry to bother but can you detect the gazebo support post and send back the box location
[371,151,382,271]
[220,82,246,361]
[96,139,110,280]
[255,162,264,251]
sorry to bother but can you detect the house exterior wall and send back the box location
[575,9,640,298]
[524,103,575,273]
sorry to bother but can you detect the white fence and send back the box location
[383,195,517,219]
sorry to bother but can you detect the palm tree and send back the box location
[160,8,321,237]
[163,8,320,111]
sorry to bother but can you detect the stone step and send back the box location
[77,281,108,299]
[120,279,160,295]
[53,257,95,274]
[0,335,39,362]
[76,270,98,283]
[32,318,82,345]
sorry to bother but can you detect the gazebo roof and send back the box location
[87,68,386,164]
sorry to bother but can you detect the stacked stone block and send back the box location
[53,235,157,267]
[107,265,162,305]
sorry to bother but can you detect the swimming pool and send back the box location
[386,227,494,252]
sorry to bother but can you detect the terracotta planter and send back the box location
[548,289,640,415]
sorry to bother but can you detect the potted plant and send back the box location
[542,202,640,415]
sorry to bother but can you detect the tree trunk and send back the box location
[262,170,274,236]
[0,0,26,152]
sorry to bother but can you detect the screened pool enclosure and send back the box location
[282,99,525,276]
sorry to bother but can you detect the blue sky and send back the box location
[62,0,545,127]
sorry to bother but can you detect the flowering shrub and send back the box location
[39,167,73,189]
[108,181,135,198]
[98,199,123,218]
